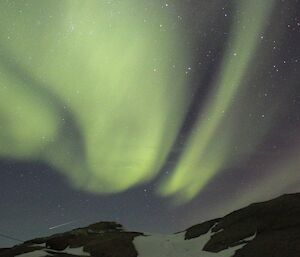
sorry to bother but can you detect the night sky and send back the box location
[0,0,300,248]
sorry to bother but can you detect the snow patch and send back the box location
[16,246,90,257]
[30,243,46,247]
[63,246,90,256]
[134,230,247,257]
[16,250,47,257]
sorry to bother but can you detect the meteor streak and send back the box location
[49,220,78,230]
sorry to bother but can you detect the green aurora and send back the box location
[0,0,189,193]
[0,0,291,203]
[159,0,276,202]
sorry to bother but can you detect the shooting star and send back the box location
[49,220,79,230]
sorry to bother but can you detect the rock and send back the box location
[1,193,300,257]
[185,218,220,240]
[202,193,300,256]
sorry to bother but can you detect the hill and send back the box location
[1,193,300,257]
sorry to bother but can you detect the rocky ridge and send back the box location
[1,193,300,257]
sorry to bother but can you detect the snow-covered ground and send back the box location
[15,246,90,257]
[134,230,249,257]
[15,250,47,257]
[15,230,255,257]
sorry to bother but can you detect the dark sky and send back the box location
[0,0,299,247]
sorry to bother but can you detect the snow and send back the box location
[15,230,256,257]
[15,246,90,257]
[16,250,47,257]
[30,243,46,247]
[63,246,90,256]
[134,230,250,257]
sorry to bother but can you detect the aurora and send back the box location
[158,0,276,202]
[0,0,298,206]
[0,0,189,193]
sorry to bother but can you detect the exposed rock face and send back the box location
[0,222,142,257]
[200,193,300,256]
[185,218,220,240]
[1,193,300,257]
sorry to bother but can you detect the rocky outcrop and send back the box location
[0,222,143,257]
[186,193,300,257]
[1,193,300,257]
[185,218,220,240]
